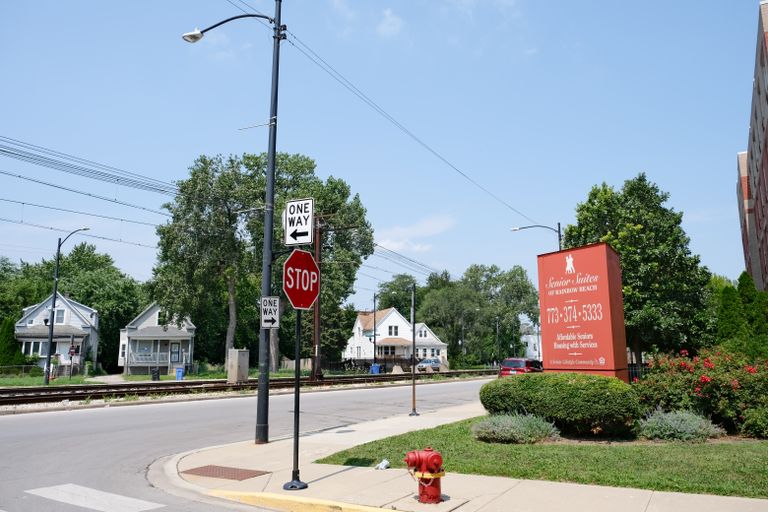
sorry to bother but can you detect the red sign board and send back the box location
[283,249,320,310]
[537,242,628,382]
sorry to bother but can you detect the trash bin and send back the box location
[370,363,380,375]
[175,367,184,380]
[150,367,160,381]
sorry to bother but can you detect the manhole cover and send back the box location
[181,465,270,481]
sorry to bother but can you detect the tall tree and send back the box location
[0,317,25,366]
[153,153,373,368]
[377,274,420,315]
[153,155,251,364]
[564,173,712,363]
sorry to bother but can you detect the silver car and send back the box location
[416,358,441,372]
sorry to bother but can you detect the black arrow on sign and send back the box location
[264,317,277,326]
[290,229,309,241]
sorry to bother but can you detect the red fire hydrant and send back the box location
[404,447,445,504]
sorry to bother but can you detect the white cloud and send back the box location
[375,215,455,254]
[377,8,404,38]
[331,0,356,21]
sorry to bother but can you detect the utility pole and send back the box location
[372,294,377,365]
[311,216,322,380]
[409,282,418,416]
[495,317,500,364]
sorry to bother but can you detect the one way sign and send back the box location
[283,198,314,246]
[260,296,280,329]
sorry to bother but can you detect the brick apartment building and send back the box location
[739,1,768,290]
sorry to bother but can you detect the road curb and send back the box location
[210,489,390,512]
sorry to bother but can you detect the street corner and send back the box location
[209,490,392,512]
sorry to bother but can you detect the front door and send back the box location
[170,342,180,363]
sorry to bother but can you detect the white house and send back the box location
[118,302,195,376]
[343,308,449,367]
[14,293,100,374]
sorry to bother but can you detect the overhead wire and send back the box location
[0,170,170,217]
[0,217,157,249]
[0,198,159,227]
[224,0,540,225]
[0,136,178,196]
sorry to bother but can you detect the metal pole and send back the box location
[256,0,284,445]
[372,294,377,365]
[43,238,61,385]
[496,317,499,364]
[312,218,321,380]
[283,309,308,490]
[557,222,562,251]
[410,283,418,416]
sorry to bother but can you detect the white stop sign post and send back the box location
[281,248,321,492]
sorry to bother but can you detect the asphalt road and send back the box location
[0,378,489,512]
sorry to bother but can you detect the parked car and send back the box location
[416,358,442,372]
[498,358,543,377]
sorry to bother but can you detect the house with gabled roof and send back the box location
[118,302,195,376]
[343,308,448,368]
[14,292,100,374]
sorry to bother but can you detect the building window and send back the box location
[27,318,34,325]
[356,346,361,358]
[431,348,436,356]
[55,309,65,324]
[436,349,441,356]
[158,311,168,325]
[388,326,398,336]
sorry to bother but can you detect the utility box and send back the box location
[227,349,249,384]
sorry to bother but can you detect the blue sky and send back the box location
[0,1,758,309]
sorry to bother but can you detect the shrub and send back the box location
[634,349,768,432]
[741,408,768,438]
[638,408,724,442]
[479,373,641,437]
[471,414,560,444]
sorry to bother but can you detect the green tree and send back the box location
[152,152,373,367]
[716,286,749,340]
[0,317,25,366]
[564,173,712,363]
[377,274,420,315]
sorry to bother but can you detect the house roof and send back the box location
[127,325,193,339]
[16,292,96,328]
[125,301,196,330]
[375,337,412,347]
[357,308,395,331]
[15,325,88,339]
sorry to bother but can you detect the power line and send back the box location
[0,198,158,227]
[374,243,438,274]
[236,8,538,224]
[0,217,157,249]
[0,169,170,217]
[0,136,178,196]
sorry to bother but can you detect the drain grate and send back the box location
[181,465,270,481]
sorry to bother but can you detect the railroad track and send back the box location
[0,369,496,406]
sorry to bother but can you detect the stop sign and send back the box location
[283,249,320,310]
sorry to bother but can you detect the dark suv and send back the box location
[498,358,543,377]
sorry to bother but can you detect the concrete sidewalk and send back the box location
[158,402,768,512]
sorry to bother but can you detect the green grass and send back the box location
[0,375,90,386]
[317,417,768,498]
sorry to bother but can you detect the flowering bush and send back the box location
[634,349,768,433]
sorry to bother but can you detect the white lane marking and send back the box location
[25,483,164,512]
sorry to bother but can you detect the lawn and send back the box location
[317,417,768,498]
[0,375,90,386]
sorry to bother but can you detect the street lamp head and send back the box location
[510,227,522,232]
[182,28,204,43]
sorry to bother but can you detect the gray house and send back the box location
[14,293,100,374]
[118,302,195,376]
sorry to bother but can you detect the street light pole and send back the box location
[44,227,88,385]
[372,293,377,365]
[183,1,285,445]
[510,222,562,251]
